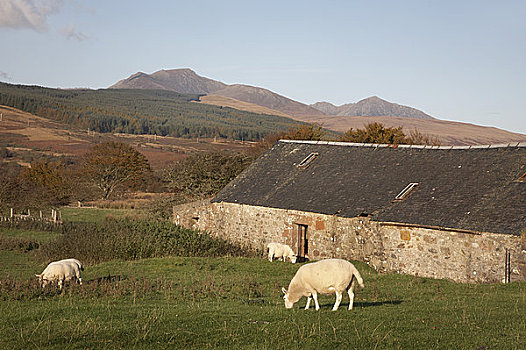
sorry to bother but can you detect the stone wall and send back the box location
[173,201,526,283]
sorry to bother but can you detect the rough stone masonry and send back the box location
[174,200,526,283]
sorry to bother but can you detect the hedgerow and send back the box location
[38,218,255,264]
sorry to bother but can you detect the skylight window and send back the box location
[395,182,419,200]
[297,153,318,168]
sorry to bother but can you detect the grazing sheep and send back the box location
[56,258,84,284]
[59,258,84,271]
[267,242,297,263]
[282,258,364,311]
[35,260,83,289]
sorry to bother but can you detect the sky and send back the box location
[1,0,525,134]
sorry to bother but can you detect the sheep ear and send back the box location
[35,274,41,278]
[281,287,287,294]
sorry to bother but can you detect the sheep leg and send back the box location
[333,291,343,311]
[58,279,63,290]
[348,279,356,310]
[268,252,273,262]
[312,292,320,311]
[305,297,312,309]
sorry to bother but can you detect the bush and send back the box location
[164,152,254,200]
[39,218,255,264]
[0,235,39,252]
[339,122,441,146]
[0,219,60,232]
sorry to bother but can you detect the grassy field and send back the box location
[0,223,524,349]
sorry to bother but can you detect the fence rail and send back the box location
[0,208,62,224]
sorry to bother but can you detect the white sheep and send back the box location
[267,242,297,263]
[35,259,83,289]
[56,258,84,284]
[282,258,364,311]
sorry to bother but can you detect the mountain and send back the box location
[110,69,322,118]
[111,69,432,120]
[109,68,526,145]
[311,96,434,120]
[212,84,323,117]
[309,101,341,116]
[110,68,227,94]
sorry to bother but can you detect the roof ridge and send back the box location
[279,140,526,149]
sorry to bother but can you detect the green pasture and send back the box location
[0,224,524,349]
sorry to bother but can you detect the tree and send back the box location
[250,123,326,156]
[81,142,151,200]
[406,129,441,146]
[19,161,72,206]
[0,163,27,211]
[164,152,254,200]
[282,123,326,141]
[339,122,441,146]
[340,122,407,144]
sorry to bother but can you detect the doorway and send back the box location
[296,224,309,262]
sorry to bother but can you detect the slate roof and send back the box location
[213,140,526,236]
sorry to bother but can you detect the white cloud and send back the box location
[59,24,88,41]
[0,0,64,31]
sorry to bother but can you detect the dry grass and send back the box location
[199,94,292,118]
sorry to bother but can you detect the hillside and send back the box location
[0,105,255,169]
[0,82,305,141]
[198,94,291,118]
[311,96,434,120]
[212,84,323,117]
[297,114,526,146]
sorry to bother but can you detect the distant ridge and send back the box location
[108,68,526,145]
[110,68,322,118]
[311,96,434,120]
[111,69,433,120]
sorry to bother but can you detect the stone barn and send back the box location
[173,140,526,283]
